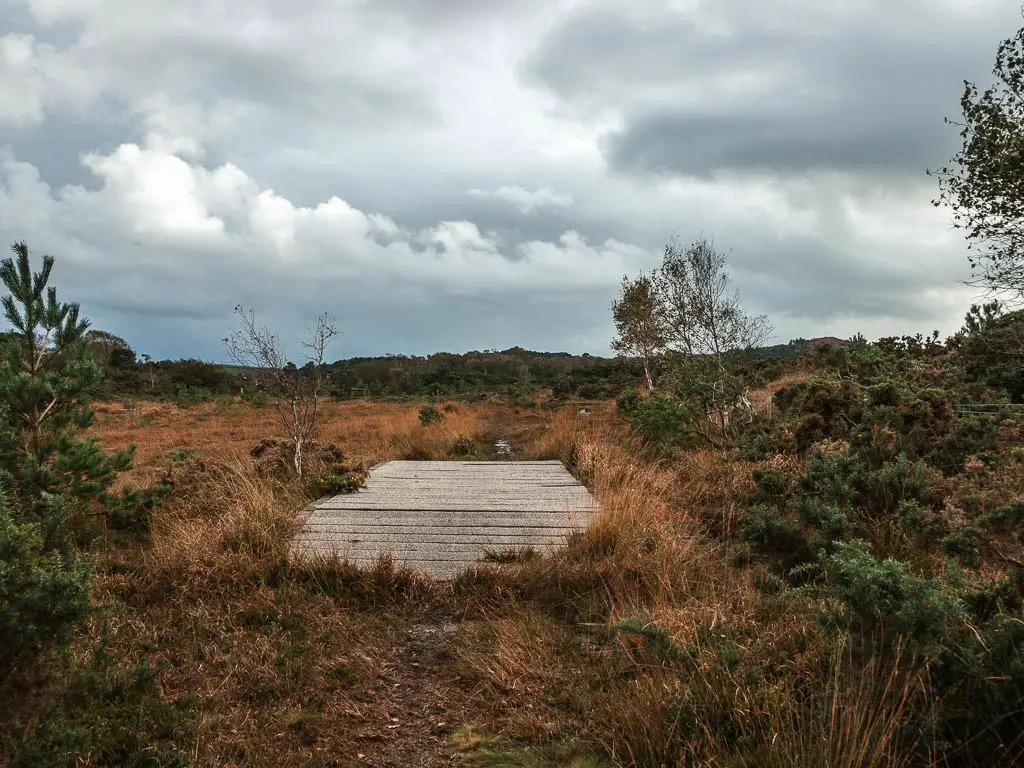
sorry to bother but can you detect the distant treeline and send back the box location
[46,332,654,402]
[1,329,840,403]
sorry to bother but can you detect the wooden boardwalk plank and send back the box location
[300,513,593,527]
[291,460,598,579]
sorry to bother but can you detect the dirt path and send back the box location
[330,411,562,766]
[339,618,481,767]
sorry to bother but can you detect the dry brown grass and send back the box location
[11,392,923,766]
[365,402,490,460]
[140,445,305,595]
[451,399,924,766]
[91,397,558,490]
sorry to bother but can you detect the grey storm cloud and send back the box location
[0,0,1017,361]
[526,1,1016,178]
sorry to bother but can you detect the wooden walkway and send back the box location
[291,460,600,579]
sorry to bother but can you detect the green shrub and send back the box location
[9,635,192,767]
[751,468,791,502]
[103,484,172,540]
[959,302,1024,403]
[852,383,957,464]
[928,415,1001,475]
[627,394,699,453]
[929,613,1024,765]
[213,393,238,411]
[0,493,92,669]
[859,454,937,515]
[794,501,854,551]
[171,385,212,408]
[797,449,859,508]
[616,387,644,418]
[309,473,365,497]
[807,540,965,656]
[509,380,537,407]
[168,446,196,463]
[940,527,983,568]
[418,404,445,426]
[242,389,270,408]
[774,377,864,451]
[978,501,1024,531]
[740,505,813,574]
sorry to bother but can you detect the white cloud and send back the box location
[0,135,650,315]
[0,32,101,125]
[0,0,1007,359]
[468,185,574,214]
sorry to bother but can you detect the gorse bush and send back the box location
[309,472,365,497]
[724,299,1024,764]
[800,540,965,657]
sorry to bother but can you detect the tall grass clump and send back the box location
[142,446,304,596]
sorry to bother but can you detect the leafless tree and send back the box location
[223,306,339,477]
[656,236,771,364]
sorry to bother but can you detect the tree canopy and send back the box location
[933,21,1024,300]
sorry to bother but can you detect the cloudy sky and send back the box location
[0,0,1018,362]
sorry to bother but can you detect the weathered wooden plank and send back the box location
[311,503,597,514]
[302,512,595,527]
[360,483,585,489]
[312,497,596,508]
[294,525,578,535]
[292,460,599,579]
[369,468,571,477]
[370,463,566,470]
[296,534,569,547]
[315,487,598,499]
[297,524,580,538]
[374,460,564,467]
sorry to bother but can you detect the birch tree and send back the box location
[656,237,771,362]
[611,271,668,390]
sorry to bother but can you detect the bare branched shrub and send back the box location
[224,306,338,476]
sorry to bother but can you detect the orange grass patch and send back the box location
[89,398,548,487]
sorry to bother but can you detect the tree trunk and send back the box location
[294,436,303,477]
[643,357,654,392]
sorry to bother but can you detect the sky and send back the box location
[0,0,1019,363]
